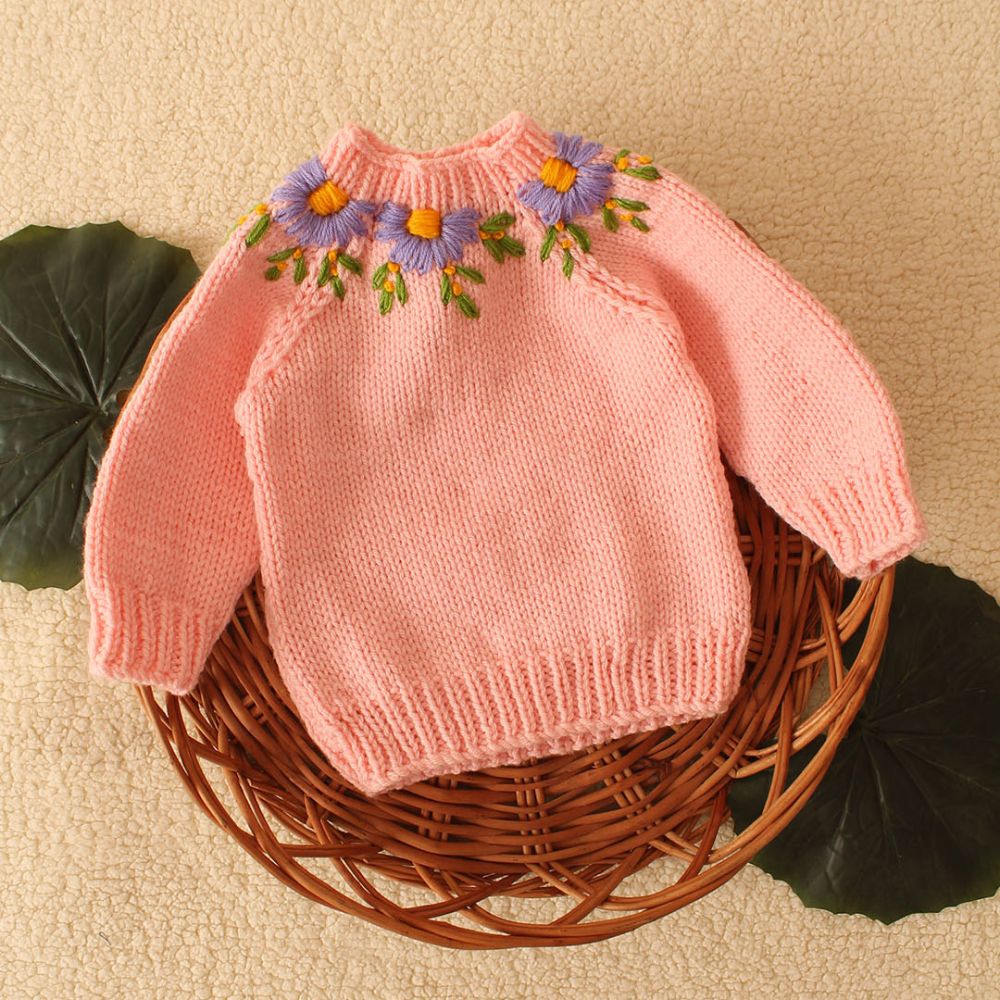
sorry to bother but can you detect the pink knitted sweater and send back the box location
[83,110,928,797]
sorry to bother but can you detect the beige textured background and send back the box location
[2,1,998,997]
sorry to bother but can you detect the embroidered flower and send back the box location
[270,155,377,248]
[517,132,661,279]
[231,156,375,295]
[516,132,614,225]
[371,204,524,318]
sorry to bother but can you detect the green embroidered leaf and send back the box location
[455,265,485,284]
[561,247,574,278]
[378,288,393,314]
[564,222,591,252]
[293,255,307,284]
[0,220,199,588]
[614,148,630,161]
[371,262,388,290]
[395,271,408,304]
[456,293,479,319]
[540,226,557,261]
[602,205,619,231]
[338,253,361,275]
[498,235,525,257]
[624,165,661,181]
[630,216,650,232]
[244,213,271,246]
[331,273,346,299]
[317,255,331,286]
[267,246,297,262]
[613,197,650,212]
[483,238,504,263]
[480,212,515,233]
[264,265,283,281]
[728,558,1000,924]
[441,272,453,304]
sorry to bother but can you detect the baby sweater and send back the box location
[83,110,929,798]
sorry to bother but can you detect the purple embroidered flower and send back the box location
[268,156,377,248]
[374,202,481,274]
[515,132,614,225]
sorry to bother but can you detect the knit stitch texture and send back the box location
[83,110,929,798]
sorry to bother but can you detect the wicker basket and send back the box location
[103,221,894,949]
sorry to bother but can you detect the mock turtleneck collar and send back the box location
[317,110,556,210]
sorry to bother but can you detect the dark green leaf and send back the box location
[395,271,408,304]
[624,165,661,181]
[482,238,504,263]
[266,246,297,262]
[371,262,388,290]
[728,558,1000,924]
[441,272,453,304]
[338,253,361,275]
[331,274,345,299]
[316,255,331,286]
[498,236,525,257]
[378,288,393,314]
[564,222,590,252]
[0,221,199,588]
[614,148,630,161]
[455,265,485,283]
[561,247,574,278]
[602,206,619,231]
[264,266,282,281]
[613,197,649,212]
[540,226,557,261]
[630,216,650,232]
[479,212,514,233]
[244,213,270,246]
[293,255,307,284]
[456,294,479,319]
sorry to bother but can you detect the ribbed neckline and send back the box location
[317,110,556,208]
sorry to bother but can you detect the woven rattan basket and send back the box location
[101,220,894,949]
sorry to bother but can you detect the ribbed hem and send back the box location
[86,584,217,696]
[302,622,751,798]
[796,454,929,579]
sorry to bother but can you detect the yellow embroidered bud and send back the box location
[478,229,489,239]
[614,156,628,170]
[327,249,339,262]
[637,155,652,164]
[255,203,268,214]
[621,212,633,222]
[307,180,349,216]
[539,156,578,192]
[604,199,615,210]
[443,265,456,275]
[387,261,400,272]
[292,248,303,259]
[383,279,395,292]
[554,220,565,231]
[276,261,288,272]
[451,282,462,296]
[491,231,503,240]
[560,238,573,249]
[236,215,248,225]
[405,208,441,239]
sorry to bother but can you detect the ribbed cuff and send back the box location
[796,454,929,579]
[87,584,218,696]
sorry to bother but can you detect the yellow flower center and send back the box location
[307,179,350,216]
[405,208,442,239]
[539,156,578,192]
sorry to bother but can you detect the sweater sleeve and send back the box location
[643,172,929,580]
[83,222,275,695]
